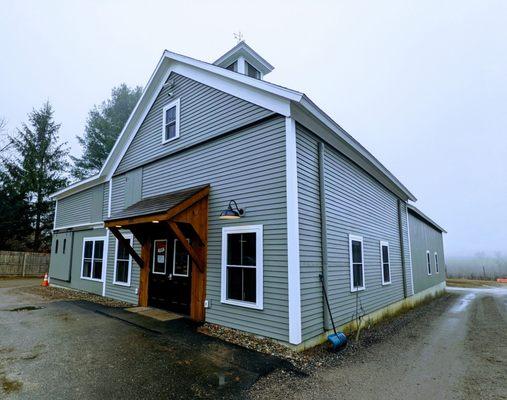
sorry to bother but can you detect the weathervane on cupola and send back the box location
[233,31,244,43]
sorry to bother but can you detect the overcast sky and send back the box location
[1,0,506,257]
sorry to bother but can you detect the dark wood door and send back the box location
[149,238,191,315]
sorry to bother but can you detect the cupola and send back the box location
[213,41,274,80]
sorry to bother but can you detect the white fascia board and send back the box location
[291,100,417,202]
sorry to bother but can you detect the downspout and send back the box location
[397,199,408,298]
[319,142,331,330]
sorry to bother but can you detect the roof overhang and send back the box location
[52,47,416,202]
[407,204,447,233]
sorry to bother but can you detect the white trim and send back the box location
[113,233,133,286]
[161,98,180,144]
[221,224,264,310]
[107,180,112,218]
[426,250,432,275]
[80,236,107,282]
[53,221,104,232]
[237,56,246,74]
[172,238,190,277]
[380,241,391,285]
[152,239,168,275]
[285,116,302,344]
[53,199,58,230]
[434,252,439,274]
[102,232,109,295]
[406,206,415,295]
[349,234,365,292]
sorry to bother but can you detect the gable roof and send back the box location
[213,41,274,75]
[407,204,447,233]
[52,47,416,202]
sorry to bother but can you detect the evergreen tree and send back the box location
[72,84,142,179]
[1,102,68,251]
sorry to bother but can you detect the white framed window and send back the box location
[434,252,439,273]
[152,239,167,275]
[380,241,391,285]
[173,238,190,277]
[426,250,432,275]
[349,234,365,292]
[81,237,106,282]
[161,98,180,143]
[221,225,263,310]
[113,234,133,286]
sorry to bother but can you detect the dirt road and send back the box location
[250,286,507,400]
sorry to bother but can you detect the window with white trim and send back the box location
[426,251,432,275]
[152,239,167,275]
[173,238,190,277]
[434,252,439,273]
[349,235,365,291]
[221,225,263,309]
[162,98,180,143]
[114,234,132,285]
[380,241,391,285]
[81,238,105,281]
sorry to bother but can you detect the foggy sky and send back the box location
[1,0,506,257]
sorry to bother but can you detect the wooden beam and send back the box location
[109,227,144,268]
[103,186,210,228]
[139,240,151,307]
[167,221,205,273]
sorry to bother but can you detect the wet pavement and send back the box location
[0,279,288,399]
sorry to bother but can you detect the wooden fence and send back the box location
[0,251,50,276]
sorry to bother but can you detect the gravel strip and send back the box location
[19,285,131,308]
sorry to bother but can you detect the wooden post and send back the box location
[138,239,152,307]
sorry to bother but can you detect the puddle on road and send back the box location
[449,293,476,313]
[8,306,44,312]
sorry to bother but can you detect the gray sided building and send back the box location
[49,42,446,347]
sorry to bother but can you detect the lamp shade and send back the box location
[219,200,244,219]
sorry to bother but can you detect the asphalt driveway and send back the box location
[0,279,287,399]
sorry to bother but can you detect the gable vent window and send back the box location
[226,61,237,72]
[162,98,180,143]
[245,61,261,79]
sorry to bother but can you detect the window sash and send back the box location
[114,235,132,285]
[380,242,391,284]
[81,238,105,281]
[221,225,263,310]
[434,253,439,273]
[349,235,365,291]
[162,99,180,143]
[426,251,432,275]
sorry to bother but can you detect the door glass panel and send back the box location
[153,240,167,274]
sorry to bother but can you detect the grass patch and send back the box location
[446,279,506,288]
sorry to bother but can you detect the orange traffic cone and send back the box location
[41,273,49,287]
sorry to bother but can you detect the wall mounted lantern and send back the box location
[219,200,245,219]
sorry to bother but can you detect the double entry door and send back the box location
[148,236,191,315]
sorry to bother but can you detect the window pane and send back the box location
[227,233,256,266]
[165,122,176,140]
[174,240,189,276]
[353,263,363,287]
[94,240,104,260]
[227,233,242,265]
[153,241,167,273]
[246,61,260,79]
[243,268,256,302]
[92,260,103,280]
[117,239,130,261]
[165,106,176,122]
[383,263,390,282]
[116,260,129,283]
[226,61,236,71]
[227,266,242,301]
[352,240,362,263]
[63,239,66,254]
[84,241,93,258]
[382,245,389,263]
[55,240,59,254]
[427,253,431,273]
[82,260,92,278]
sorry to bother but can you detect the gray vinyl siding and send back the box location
[55,184,106,228]
[295,125,410,337]
[296,126,324,341]
[49,232,73,281]
[109,116,289,341]
[115,73,272,175]
[49,228,107,296]
[400,201,415,296]
[104,229,140,304]
[408,212,446,293]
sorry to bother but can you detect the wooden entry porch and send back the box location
[104,185,209,322]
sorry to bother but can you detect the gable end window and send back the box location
[81,237,106,281]
[349,235,365,292]
[221,225,263,309]
[380,241,391,285]
[426,251,432,275]
[114,234,133,286]
[434,252,439,273]
[162,98,180,143]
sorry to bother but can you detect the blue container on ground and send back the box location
[327,332,347,351]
